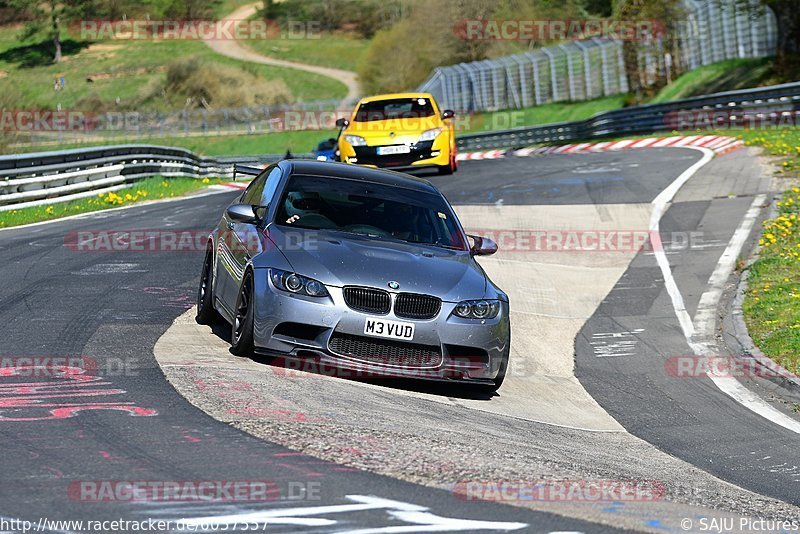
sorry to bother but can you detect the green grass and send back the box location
[0,176,222,228]
[737,129,800,174]
[243,31,370,71]
[743,185,800,376]
[729,128,800,375]
[215,0,258,18]
[461,95,627,133]
[0,25,347,110]
[651,58,777,103]
[9,129,333,156]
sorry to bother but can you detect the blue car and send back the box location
[313,138,338,161]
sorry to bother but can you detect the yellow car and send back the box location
[336,92,458,174]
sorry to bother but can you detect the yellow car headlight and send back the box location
[418,127,443,142]
[344,134,367,147]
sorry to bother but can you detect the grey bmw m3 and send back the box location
[197,160,509,391]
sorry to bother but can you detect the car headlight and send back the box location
[269,269,329,297]
[344,134,366,147]
[418,127,442,142]
[453,300,500,319]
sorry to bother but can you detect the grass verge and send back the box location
[731,128,800,376]
[738,129,800,174]
[9,129,334,156]
[0,176,222,229]
[0,26,347,110]
[650,58,777,103]
[743,185,800,377]
[242,32,370,71]
[462,96,626,133]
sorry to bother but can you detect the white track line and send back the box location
[649,147,715,337]
[691,195,800,433]
[650,148,800,433]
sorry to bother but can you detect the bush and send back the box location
[262,0,402,37]
[358,0,591,94]
[149,57,293,109]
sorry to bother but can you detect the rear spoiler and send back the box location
[232,164,263,181]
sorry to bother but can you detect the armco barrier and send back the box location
[456,81,800,151]
[0,146,310,212]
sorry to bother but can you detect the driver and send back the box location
[383,201,418,240]
[284,192,322,224]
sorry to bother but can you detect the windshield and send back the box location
[353,98,435,122]
[276,174,467,250]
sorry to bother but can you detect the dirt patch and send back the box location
[86,43,123,53]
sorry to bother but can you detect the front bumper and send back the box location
[339,140,450,170]
[251,269,509,384]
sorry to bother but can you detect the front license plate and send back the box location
[377,145,411,156]
[364,318,415,341]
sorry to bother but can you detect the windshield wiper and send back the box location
[407,239,462,250]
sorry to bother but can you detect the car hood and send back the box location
[263,227,487,302]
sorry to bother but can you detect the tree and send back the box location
[581,0,613,17]
[613,0,684,102]
[11,0,95,63]
[759,0,800,68]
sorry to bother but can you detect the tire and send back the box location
[438,151,457,175]
[230,270,256,356]
[196,247,220,325]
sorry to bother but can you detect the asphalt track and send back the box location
[1,147,798,532]
[0,175,618,532]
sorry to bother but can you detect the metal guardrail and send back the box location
[0,146,311,212]
[456,81,800,151]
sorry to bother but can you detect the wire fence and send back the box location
[418,0,777,112]
[8,98,348,150]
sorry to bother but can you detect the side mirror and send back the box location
[468,234,497,256]
[442,109,455,119]
[226,204,260,225]
[335,118,349,128]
